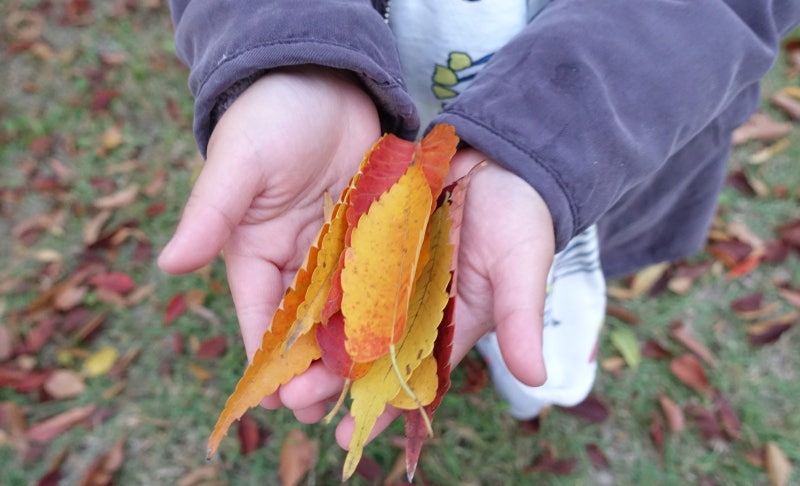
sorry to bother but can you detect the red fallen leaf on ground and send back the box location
[668,261,713,294]
[650,411,665,453]
[557,395,610,423]
[725,170,757,196]
[171,332,184,355]
[770,91,800,120]
[0,324,13,362]
[89,272,136,293]
[763,240,790,264]
[730,292,765,313]
[605,304,639,324]
[21,317,58,354]
[670,354,712,396]
[777,219,800,249]
[27,403,97,443]
[35,446,69,486]
[458,355,488,394]
[521,416,542,436]
[146,201,167,217]
[669,320,716,365]
[714,391,742,440]
[726,253,762,279]
[0,366,51,393]
[354,454,384,484]
[77,436,125,486]
[748,312,797,346]
[686,403,726,442]
[237,412,269,456]
[778,285,800,308]
[195,336,228,359]
[658,392,685,433]
[91,89,119,112]
[641,339,673,360]
[707,239,753,267]
[525,446,577,475]
[585,443,610,469]
[163,293,186,324]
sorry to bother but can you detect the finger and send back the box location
[157,152,263,275]
[490,220,553,387]
[294,402,329,424]
[335,407,402,450]
[224,252,285,361]
[279,361,345,411]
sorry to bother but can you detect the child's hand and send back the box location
[157,65,381,405]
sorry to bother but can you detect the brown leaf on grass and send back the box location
[1,401,29,460]
[713,391,742,440]
[777,219,800,249]
[83,210,112,245]
[91,89,119,112]
[237,412,269,456]
[94,184,138,210]
[667,261,712,295]
[163,293,186,325]
[725,170,758,196]
[641,339,673,360]
[35,446,69,486]
[525,446,577,475]
[585,443,610,469]
[77,436,125,486]
[27,403,96,443]
[0,324,13,362]
[0,366,51,393]
[21,317,58,354]
[778,286,800,308]
[44,370,86,400]
[605,304,639,324]
[196,336,228,360]
[557,396,610,423]
[176,465,219,486]
[670,354,711,395]
[749,138,792,165]
[89,273,136,294]
[730,292,775,320]
[669,321,715,365]
[458,355,488,394]
[707,239,753,267]
[770,91,800,120]
[747,311,798,346]
[686,403,725,442]
[658,392,685,433]
[732,112,793,145]
[726,253,762,279]
[650,411,665,453]
[278,429,318,486]
[765,441,793,486]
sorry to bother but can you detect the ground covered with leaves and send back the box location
[1,3,799,485]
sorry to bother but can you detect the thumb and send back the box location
[158,153,261,274]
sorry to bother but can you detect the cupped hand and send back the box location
[157,66,380,407]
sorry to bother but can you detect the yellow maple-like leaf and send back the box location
[388,354,438,410]
[341,163,432,363]
[342,202,453,480]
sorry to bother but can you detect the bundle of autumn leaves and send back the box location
[206,124,470,481]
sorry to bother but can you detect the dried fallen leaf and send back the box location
[89,272,136,294]
[747,311,798,346]
[278,429,317,486]
[732,112,792,145]
[670,354,711,396]
[27,404,96,443]
[77,436,126,486]
[44,370,86,399]
[237,412,268,457]
[525,446,577,475]
[714,391,741,440]
[770,91,800,120]
[163,293,186,325]
[669,320,715,365]
[657,392,685,433]
[94,184,139,210]
[557,396,610,423]
[585,443,610,469]
[765,441,793,486]
[196,336,228,360]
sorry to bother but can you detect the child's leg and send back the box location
[476,226,605,419]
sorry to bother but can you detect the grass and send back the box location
[1,4,799,485]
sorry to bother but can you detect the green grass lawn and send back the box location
[1,4,798,485]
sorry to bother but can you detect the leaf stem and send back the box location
[389,344,433,437]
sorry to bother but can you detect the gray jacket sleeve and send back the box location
[169,0,418,156]
[433,0,800,251]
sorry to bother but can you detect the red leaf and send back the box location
[725,170,757,196]
[457,356,488,394]
[730,292,764,313]
[585,443,610,469]
[21,317,59,354]
[316,312,371,380]
[557,396,610,423]
[670,354,711,395]
[27,404,97,443]
[77,436,125,486]
[89,272,135,293]
[686,403,725,442]
[605,304,639,324]
[641,339,673,360]
[657,392,685,433]
[669,320,715,365]
[650,411,665,452]
[707,240,753,267]
[354,454,384,484]
[777,219,800,249]
[91,89,119,112]
[525,446,577,475]
[163,293,186,325]
[195,336,228,360]
[725,253,762,279]
[714,391,742,440]
[763,240,790,264]
[748,323,794,346]
[237,412,269,456]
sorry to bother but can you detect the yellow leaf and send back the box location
[342,202,453,480]
[388,354,438,409]
[342,164,432,363]
[81,346,118,377]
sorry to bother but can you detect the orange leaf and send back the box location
[414,124,459,210]
[279,429,318,486]
[342,163,432,362]
[669,354,711,396]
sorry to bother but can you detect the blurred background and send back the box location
[1,2,799,485]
